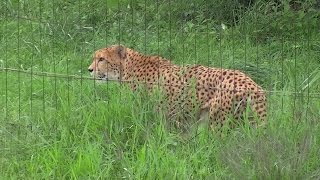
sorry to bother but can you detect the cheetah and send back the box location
[88,45,267,130]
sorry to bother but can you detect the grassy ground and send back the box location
[1,0,320,179]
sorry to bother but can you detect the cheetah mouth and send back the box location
[97,74,108,81]
[90,73,108,81]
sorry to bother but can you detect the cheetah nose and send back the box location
[88,68,93,72]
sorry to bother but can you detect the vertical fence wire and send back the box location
[218,8,223,123]
[78,0,83,123]
[4,0,8,146]
[52,0,57,127]
[144,0,147,54]
[92,2,97,119]
[117,0,121,94]
[156,0,162,110]
[169,0,172,63]
[29,7,33,132]
[265,4,270,111]
[244,8,249,113]
[306,17,311,120]
[17,0,21,136]
[281,18,285,113]
[106,0,110,105]
[293,15,297,124]
[205,2,211,139]
[40,0,45,127]
[231,13,235,111]
[181,0,186,130]
[193,6,197,66]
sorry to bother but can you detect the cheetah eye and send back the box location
[98,58,105,62]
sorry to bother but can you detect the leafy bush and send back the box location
[238,0,320,42]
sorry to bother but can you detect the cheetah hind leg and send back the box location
[182,101,211,139]
[196,97,222,134]
[190,95,235,138]
[247,95,267,129]
[201,95,237,135]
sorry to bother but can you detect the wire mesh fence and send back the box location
[1,0,320,179]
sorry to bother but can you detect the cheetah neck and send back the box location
[122,48,174,80]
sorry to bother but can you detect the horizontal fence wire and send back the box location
[1,67,319,99]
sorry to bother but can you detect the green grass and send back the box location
[1,0,320,179]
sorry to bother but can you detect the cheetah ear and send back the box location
[116,45,126,59]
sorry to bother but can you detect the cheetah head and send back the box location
[88,45,127,81]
